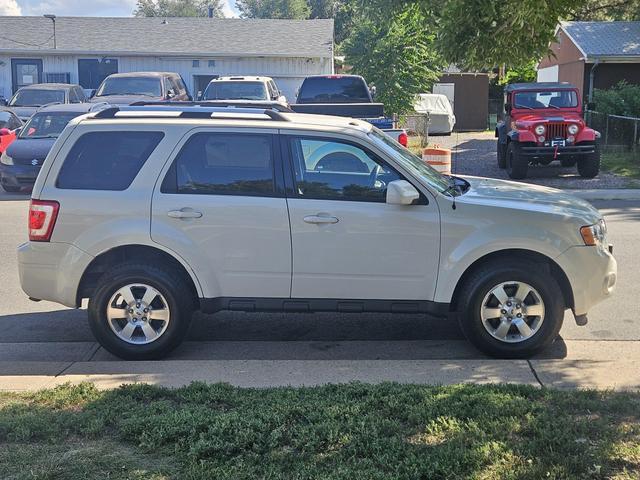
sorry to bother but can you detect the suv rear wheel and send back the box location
[88,263,194,360]
[506,142,528,179]
[457,261,564,358]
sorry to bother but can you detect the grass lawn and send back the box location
[0,383,639,479]
[602,151,640,180]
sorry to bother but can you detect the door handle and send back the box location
[303,214,339,224]
[167,209,203,219]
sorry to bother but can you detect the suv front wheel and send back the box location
[506,142,528,179]
[457,261,564,358]
[88,263,194,360]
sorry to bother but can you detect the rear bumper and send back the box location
[17,241,94,308]
[0,163,40,188]
[520,144,596,157]
[555,245,617,317]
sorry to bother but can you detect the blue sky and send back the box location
[0,0,240,17]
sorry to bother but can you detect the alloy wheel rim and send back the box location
[106,283,170,345]
[480,281,545,343]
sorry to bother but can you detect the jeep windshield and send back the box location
[95,77,162,97]
[369,128,451,194]
[203,82,268,101]
[514,90,578,109]
[10,89,65,107]
[19,112,79,139]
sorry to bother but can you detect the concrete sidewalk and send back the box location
[1,340,638,391]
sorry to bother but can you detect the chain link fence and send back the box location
[585,110,640,153]
[398,113,430,148]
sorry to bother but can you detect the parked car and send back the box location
[18,105,616,360]
[410,93,456,135]
[202,76,287,105]
[0,108,23,154]
[6,83,87,121]
[0,102,108,193]
[291,75,407,146]
[496,82,600,179]
[90,72,191,105]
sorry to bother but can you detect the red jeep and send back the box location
[495,82,600,179]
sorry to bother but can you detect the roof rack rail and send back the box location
[91,105,291,122]
[129,101,293,113]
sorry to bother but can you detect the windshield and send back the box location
[298,77,371,103]
[369,128,451,193]
[19,112,79,139]
[96,77,162,97]
[514,90,578,109]
[10,89,65,107]
[203,81,268,101]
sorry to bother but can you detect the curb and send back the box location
[563,189,640,201]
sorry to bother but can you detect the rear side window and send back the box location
[297,77,371,103]
[161,132,275,196]
[56,131,164,190]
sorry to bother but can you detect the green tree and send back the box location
[434,0,582,70]
[342,3,444,114]
[134,0,223,17]
[572,0,640,20]
[236,0,311,18]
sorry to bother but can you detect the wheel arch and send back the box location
[449,248,574,312]
[77,244,201,308]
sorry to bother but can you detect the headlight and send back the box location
[534,125,546,135]
[568,124,579,135]
[580,219,607,247]
[0,152,14,166]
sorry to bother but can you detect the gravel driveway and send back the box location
[429,131,639,189]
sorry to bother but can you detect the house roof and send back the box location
[562,21,640,59]
[0,16,334,58]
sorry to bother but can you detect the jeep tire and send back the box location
[497,141,507,169]
[506,142,528,179]
[577,142,600,178]
[88,263,194,360]
[457,260,564,358]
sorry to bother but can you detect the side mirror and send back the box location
[505,103,512,114]
[0,128,10,136]
[197,90,203,101]
[0,98,7,107]
[167,89,176,99]
[386,180,419,205]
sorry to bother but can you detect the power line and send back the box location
[0,34,54,48]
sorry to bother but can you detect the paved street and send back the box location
[1,190,639,390]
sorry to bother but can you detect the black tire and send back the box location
[2,185,21,193]
[577,143,600,178]
[457,260,564,358]
[506,142,528,179]
[88,263,194,360]
[560,157,577,167]
[497,142,507,169]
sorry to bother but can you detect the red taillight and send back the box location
[28,200,59,242]
[398,132,408,147]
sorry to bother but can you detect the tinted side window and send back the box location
[163,133,275,196]
[298,77,371,104]
[57,131,164,190]
[288,136,401,202]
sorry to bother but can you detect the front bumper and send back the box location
[18,241,94,308]
[555,245,617,318]
[520,144,596,157]
[0,163,40,189]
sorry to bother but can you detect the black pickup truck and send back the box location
[290,75,406,145]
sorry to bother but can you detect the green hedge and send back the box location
[593,81,640,118]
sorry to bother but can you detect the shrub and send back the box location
[593,82,640,117]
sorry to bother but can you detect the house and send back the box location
[0,16,334,101]
[538,21,640,101]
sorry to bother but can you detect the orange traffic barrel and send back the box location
[422,147,451,174]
